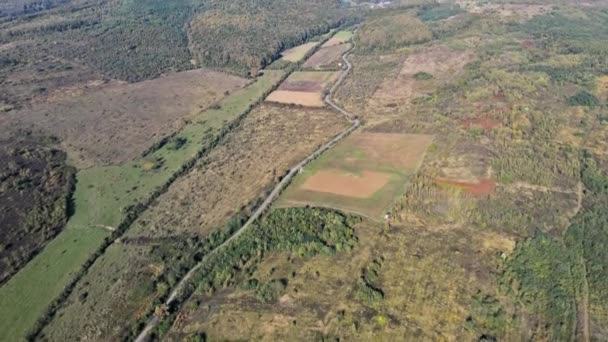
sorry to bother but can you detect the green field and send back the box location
[280,42,318,62]
[0,70,286,341]
[332,30,353,42]
[277,132,433,219]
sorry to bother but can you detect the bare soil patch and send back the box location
[266,90,325,107]
[3,69,248,168]
[301,170,391,198]
[279,81,323,92]
[304,43,351,69]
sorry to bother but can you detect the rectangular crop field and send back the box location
[276,132,433,219]
[279,42,318,62]
[265,71,337,107]
[304,43,351,70]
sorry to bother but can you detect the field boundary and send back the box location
[133,27,361,342]
[21,70,293,341]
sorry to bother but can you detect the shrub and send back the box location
[567,90,600,107]
[357,14,432,52]
[413,71,433,80]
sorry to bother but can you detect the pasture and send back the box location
[279,42,318,62]
[266,71,338,107]
[277,132,433,219]
[322,30,353,47]
[0,70,286,342]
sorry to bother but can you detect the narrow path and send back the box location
[134,31,360,342]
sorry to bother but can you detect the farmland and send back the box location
[277,132,433,219]
[266,71,338,107]
[39,103,349,341]
[0,70,285,341]
[304,43,352,70]
[279,42,318,63]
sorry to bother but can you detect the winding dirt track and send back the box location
[134,31,360,342]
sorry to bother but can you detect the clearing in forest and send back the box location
[277,132,433,219]
[266,71,338,107]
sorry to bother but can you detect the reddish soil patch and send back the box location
[279,81,322,92]
[462,118,500,130]
[301,170,391,198]
[435,178,496,196]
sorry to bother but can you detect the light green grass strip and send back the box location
[0,70,285,342]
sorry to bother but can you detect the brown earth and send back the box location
[301,170,391,198]
[266,90,325,107]
[304,43,351,69]
[2,69,248,168]
[279,81,323,92]
[435,178,496,196]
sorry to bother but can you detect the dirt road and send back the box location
[134,30,360,342]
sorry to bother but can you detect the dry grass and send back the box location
[304,43,351,70]
[3,69,247,168]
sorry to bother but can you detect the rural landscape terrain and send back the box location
[1,0,608,341]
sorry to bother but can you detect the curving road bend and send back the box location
[134,31,360,342]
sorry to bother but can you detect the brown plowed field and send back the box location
[266,91,325,107]
[301,170,391,198]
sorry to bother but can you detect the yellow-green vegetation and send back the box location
[280,42,318,62]
[356,13,432,51]
[0,70,285,342]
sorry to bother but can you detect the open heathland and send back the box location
[3,69,248,168]
[39,104,349,341]
[277,132,433,219]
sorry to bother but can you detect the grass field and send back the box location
[0,70,286,342]
[322,30,353,47]
[304,43,352,70]
[279,42,318,62]
[277,132,433,219]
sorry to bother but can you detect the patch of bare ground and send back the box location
[3,69,248,168]
[39,104,349,341]
[458,2,550,20]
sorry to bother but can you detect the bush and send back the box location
[413,71,433,80]
[567,90,600,107]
